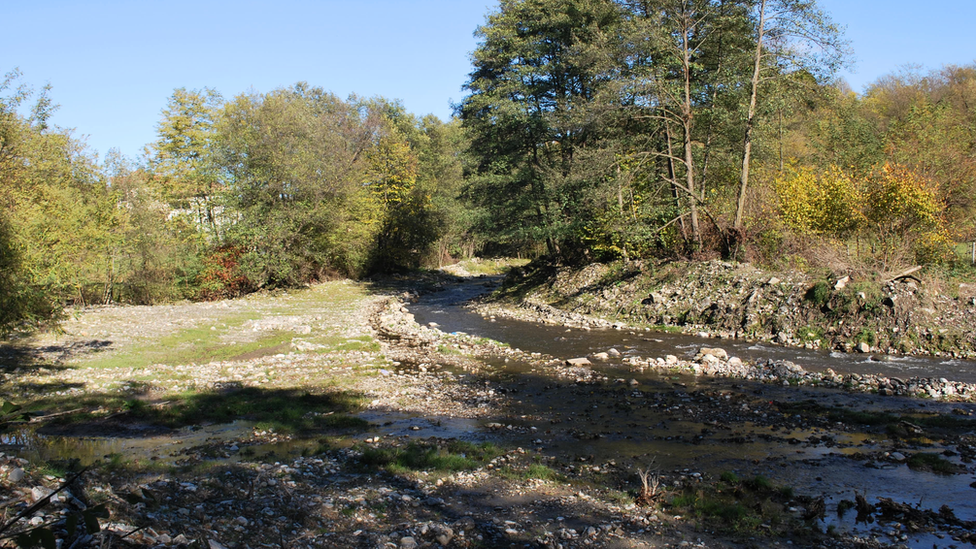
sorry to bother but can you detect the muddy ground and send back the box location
[0,267,974,548]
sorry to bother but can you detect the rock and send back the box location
[607,348,621,357]
[399,536,418,548]
[7,467,25,483]
[835,276,850,290]
[209,540,229,549]
[697,347,727,360]
[31,486,54,503]
[628,379,639,386]
[566,357,591,366]
[590,352,610,361]
[889,452,906,462]
[768,277,781,285]
[856,342,871,353]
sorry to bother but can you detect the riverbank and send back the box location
[475,259,976,360]
[0,268,973,548]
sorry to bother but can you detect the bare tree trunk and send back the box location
[682,20,701,246]
[735,0,767,232]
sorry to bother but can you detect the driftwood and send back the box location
[886,265,923,284]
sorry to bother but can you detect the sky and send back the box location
[4,0,975,161]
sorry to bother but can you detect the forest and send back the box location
[2,0,975,335]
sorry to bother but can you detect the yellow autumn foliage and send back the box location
[774,162,951,264]
[774,164,863,236]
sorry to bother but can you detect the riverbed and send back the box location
[408,276,976,547]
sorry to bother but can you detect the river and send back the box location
[408,276,976,547]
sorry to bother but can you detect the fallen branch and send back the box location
[886,266,923,284]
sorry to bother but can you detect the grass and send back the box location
[906,452,960,475]
[122,387,370,434]
[668,474,796,536]
[449,257,529,276]
[499,462,563,482]
[357,440,502,473]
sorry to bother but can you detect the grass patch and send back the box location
[499,462,563,482]
[85,323,293,370]
[906,452,960,475]
[357,440,502,473]
[126,387,370,434]
[669,474,796,535]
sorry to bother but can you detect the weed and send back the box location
[719,471,740,484]
[797,326,824,344]
[746,475,773,491]
[636,465,663,506]
[804,280,832,306]
[906,453,960,475]
[357,440,500,473]
[836,499,855,516]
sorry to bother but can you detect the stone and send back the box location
[856,342,871,353]
[31,486,53,503]
[566,357,591,366]
[698,347,728,360]
[590,352,609,361]
[607,348,621,357]
[834,276,850,290]
[889,452,906,462]
[7,467,25,483]
[399,536,418,549]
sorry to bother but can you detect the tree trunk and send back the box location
[682,21,701,246]
[734,0,766,232]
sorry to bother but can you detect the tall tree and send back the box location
[460,0,622,257]
[733,0,848,235]
[150,87,224,236]
[216,84,385,283]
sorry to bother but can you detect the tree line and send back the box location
[1,75,470,335]
[460,0,976,270]
[3,0,976,335]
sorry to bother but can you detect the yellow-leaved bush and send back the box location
[774,162,950,264]
[774,164,863,236]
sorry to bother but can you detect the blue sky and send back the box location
[4,1,975,160]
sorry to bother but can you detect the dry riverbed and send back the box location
[0,269,974,548]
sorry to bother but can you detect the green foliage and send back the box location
[906,452,960,475]
[803,279,832,306]
[357,440,501,473]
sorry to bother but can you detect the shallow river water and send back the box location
[407,277,976,547]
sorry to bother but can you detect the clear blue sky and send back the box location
[4,0,975,161]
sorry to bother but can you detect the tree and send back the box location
[150,87,224,236]
[733,0,848,237]
[460,0,622,258]
[216,84,385,284]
